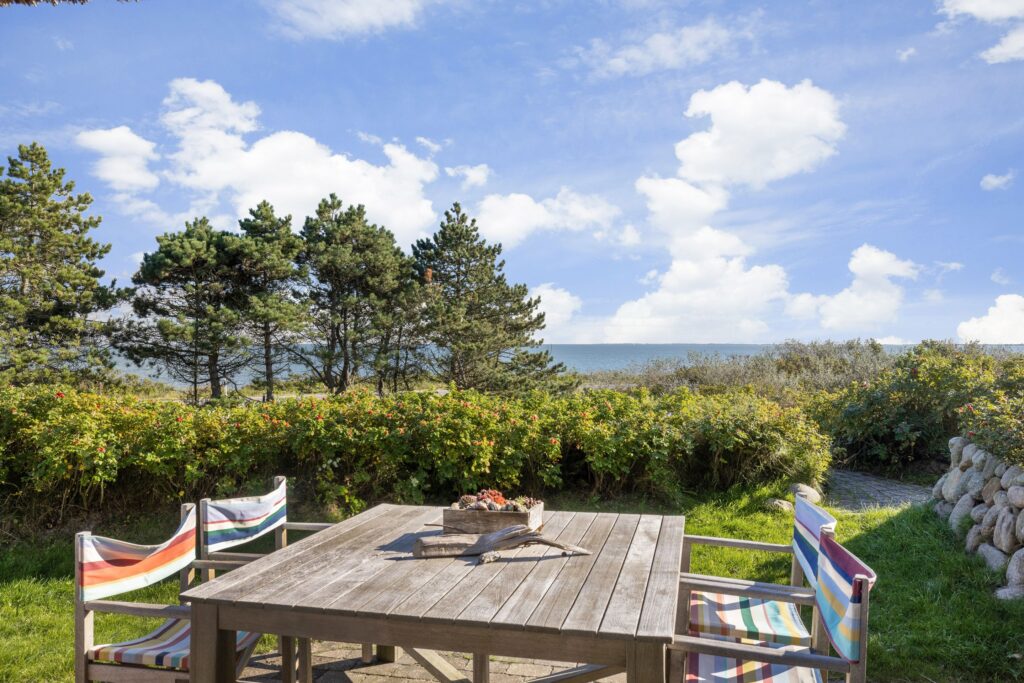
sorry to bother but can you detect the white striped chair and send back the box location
[680,496,837,650]
[74,504,259,683]
[671,533,877,683]
[199,476,340,683]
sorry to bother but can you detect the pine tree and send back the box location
[294,195,418,393]
[0,143,119,385]
[412,203,572,392]
[233,201,305,401]
[119,218,249,401]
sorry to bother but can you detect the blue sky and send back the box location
[2,0,1023,343]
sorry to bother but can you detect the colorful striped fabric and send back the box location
[78,510,196,602]
[815,534,876,663]
[685,637,822,683]
[791,496,836,589]
[89,618,261,670]
[689,591,811,647]
[203,479,287,553]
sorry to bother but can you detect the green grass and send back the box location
[4,488,1024,682]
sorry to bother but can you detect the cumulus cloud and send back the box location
[575,18,735,78]
[445,163,491,189]
[262,0,444,39]
[416,136,442,154]
[532,283,583,337]
[958,294,1024,342]
[75,126,160,192]
[475,187,620,248]
[898,47,917,61]
[77,78,440,245]
[940,1,1024,63]
[606,79,847,341]
[791,245,919,331]
[981,169,1016,189]
[992,267,1013,285]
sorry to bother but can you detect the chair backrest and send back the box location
[792,495,837,589]
[77,507,197,602]
[201,478,287,554]
[815,533,876,663]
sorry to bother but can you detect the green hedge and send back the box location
[958,392,1024,466]
[0,386,829,520]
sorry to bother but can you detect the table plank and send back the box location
[419,511,574,624]
[489,512,597,628]
[457,512,583,625]
[216,505,432,606]
[525,513,631,633]
[598,515,663,637]
[635,515,685,641]
[183,503,397,602]
[282,507,442,611]
[561,515,655,637]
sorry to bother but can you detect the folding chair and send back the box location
[199,476,338,683]
[74,504,259,683]
[670,533,877,682]
[680,496,837,650]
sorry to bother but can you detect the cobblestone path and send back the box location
[826,468,931,510]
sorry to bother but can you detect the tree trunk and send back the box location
[208,350,222,399]
[263,322,274,402]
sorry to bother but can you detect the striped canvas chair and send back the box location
[200,476,335,683]
[671,534,877,683]
[74,504,260,683]
[680,496,837,649]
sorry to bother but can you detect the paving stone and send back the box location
[826,469,931,511]
[506,662,556,677]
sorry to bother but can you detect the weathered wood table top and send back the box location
[184,504,686,683]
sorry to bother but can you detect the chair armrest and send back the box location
[209,550,264,562]
[193,559,248,571]
[668,634,850,673]
[680,573,815,606]
[684,535,793,554]
[83,600,191,619]
[283,522,333,532]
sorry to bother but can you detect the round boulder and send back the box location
[950,494,977,534]
[995,585,1024,600]
[994,508,1022,555]
[979,543,1009,572]
[962,443,980,470]
[971,503,990,524]
[765,498,794,514]
[935,500,954,521]
[932,473,949,500]
[996,462,1009,478]
[1008,486,1024,509]
[966,471,987,499]
[966,524,989,553]
[788,483,822,504]
[994,490,1010,508]
[983,502,1007,531]
[942,468,964,503]
[982,477,1003,506]
[1008,548,1024,587]
[950,436,968,466]
[1002,465,1023,491]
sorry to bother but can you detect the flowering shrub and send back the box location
[0,385,830,520]
[958,393,1024,466]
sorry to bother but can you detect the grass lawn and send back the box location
[3,486,1024,682]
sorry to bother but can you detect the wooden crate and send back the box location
[442,503,544,535]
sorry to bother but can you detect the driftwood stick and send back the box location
[413,524,590,558]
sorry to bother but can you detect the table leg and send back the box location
[377,645,400,663]
[190,603,236,683]
[627,642,665,683]
[362,643,375,663]
[473,653,489,683]
[281,636,296,683]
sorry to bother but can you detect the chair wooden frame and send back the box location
[74,504,256,683]
[198,476,336,683]
[669,569,873,683]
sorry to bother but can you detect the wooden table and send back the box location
[183,504,685,683]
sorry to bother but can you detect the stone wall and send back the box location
[933,436,1024,599]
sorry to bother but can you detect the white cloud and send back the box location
[445,163,491,189]
[992,267,1013,285]
[941,0,1024,23]
[77,79,441,245]
[981,169,1016,189]
[937,260,964,272]
[595,223,642,247]
[532,283,583,338]
[576,18,735,78]
[606,79,848,341]
[940,1,1024,63]
[898,47,917,61]
[357,131,383,145]
[53,37,73,51]
[74,126,160,192]
[416,136,442,154]
[982,24,1024,61]
[958,294,1024,342]
[674,79,846,190]
[877,335,911,345]
[476,187,620,248]
[262,0,443,39]
[924,288,945,303]
[793,244,919,331]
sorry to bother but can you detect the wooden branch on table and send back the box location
[413,524,590,558]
